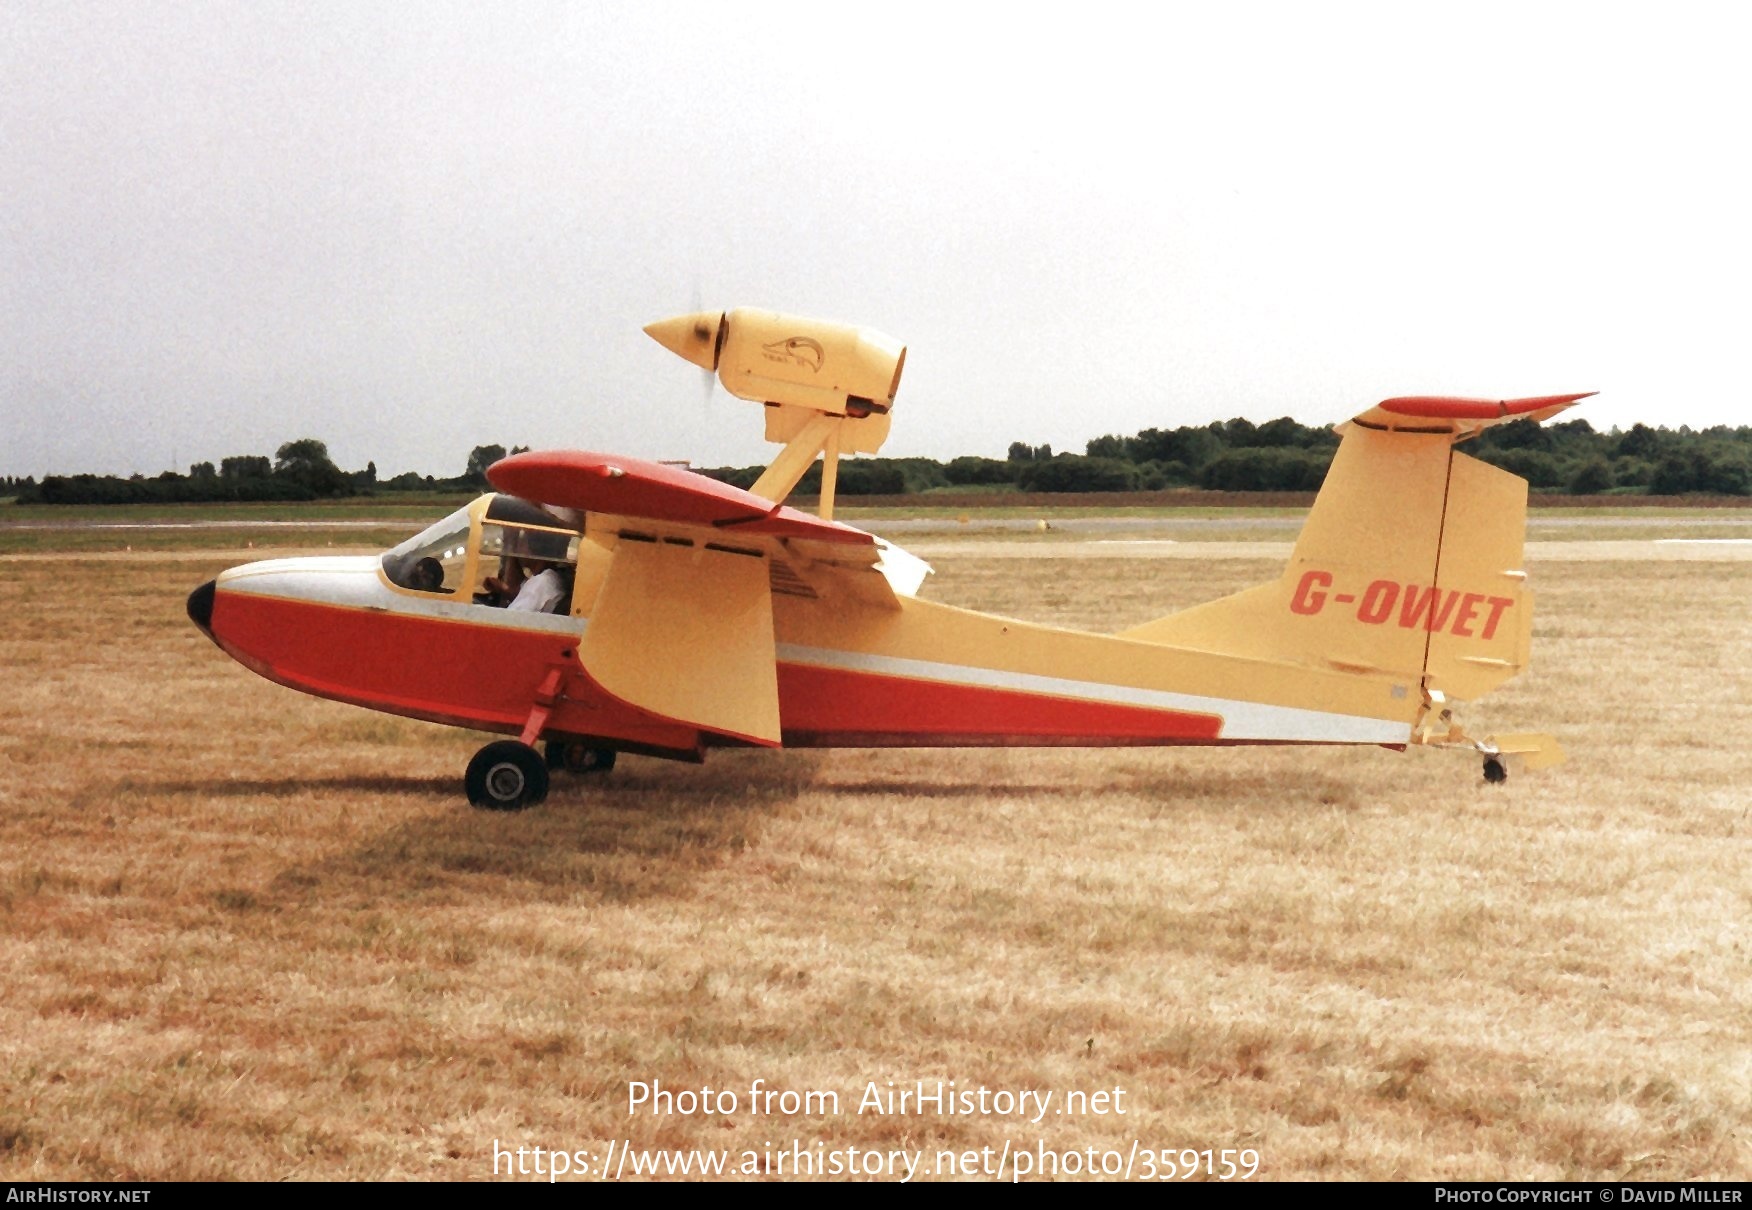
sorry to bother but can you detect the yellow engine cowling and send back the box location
[645,308,906,422]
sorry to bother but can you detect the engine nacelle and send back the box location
[645,308,906,419]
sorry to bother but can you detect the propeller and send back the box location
[691,281,714,409]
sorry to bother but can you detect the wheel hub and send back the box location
[486,762,526,801]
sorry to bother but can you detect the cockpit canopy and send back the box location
[381,494,582,601]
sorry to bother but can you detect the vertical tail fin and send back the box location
[1122,394,1591,705]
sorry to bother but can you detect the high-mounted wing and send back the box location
[488,450,874,545]
[487,449,923,605]
[485,450,927,746]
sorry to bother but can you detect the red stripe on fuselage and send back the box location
[774,661,1222,745]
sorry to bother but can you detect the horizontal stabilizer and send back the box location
[1352,393,1594,437]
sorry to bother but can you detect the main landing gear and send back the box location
[463,739,621,811]
[466,741,549,810]
[464,657,620,810]
[1482,755,1508,784]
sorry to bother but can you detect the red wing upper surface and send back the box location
[487,450,875,546]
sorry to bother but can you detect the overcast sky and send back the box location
[4,2,1748,479]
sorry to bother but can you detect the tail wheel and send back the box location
[466,741,549,810]
[545,741,618,775]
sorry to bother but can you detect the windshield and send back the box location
[381,505,473,594]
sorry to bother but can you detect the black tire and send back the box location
[545,740,618,775]
[466,741,549,810]
[1482,756,1508,784]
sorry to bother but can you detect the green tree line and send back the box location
[13,422,1752,505]
[701,417,1752,496]
[14,441,530,505]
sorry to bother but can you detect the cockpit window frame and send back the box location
[378,494,583,604]
[484,495,572,529]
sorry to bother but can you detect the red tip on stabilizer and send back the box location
[1378,393,1596,420]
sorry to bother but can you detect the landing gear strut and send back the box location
[546,740,617,775]
[466,740,549,810]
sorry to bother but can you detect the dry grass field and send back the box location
[0,519,1748,1181]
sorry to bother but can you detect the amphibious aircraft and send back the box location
[187,307,1583,808]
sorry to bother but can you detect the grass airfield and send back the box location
[0,508,1748,1181]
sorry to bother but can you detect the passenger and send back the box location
[407,556,446,593]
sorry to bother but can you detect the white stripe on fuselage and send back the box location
[215,555,583,636]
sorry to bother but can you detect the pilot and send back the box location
[481,556,529,606]
[506,559,570,613]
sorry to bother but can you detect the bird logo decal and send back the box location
[760,336,825,373]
